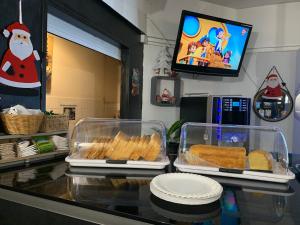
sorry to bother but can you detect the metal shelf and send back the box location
[0,150,69,169]
[0,130,68,140]
[0,131,69,169]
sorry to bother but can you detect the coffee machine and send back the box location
[180,95,251,125]
[180,95,251,147]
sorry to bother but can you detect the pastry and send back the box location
[98,139,113,159]
[190,144,246,158]
[121,136,139,160]
[185,151,219,167]
[114,131,128,141]
[186,144,246,169]
[83,131,162,161]
[83,142,103,159]
[140,136,151,159]
[144,133,161,161]
[110,139,129,160]
[130,136,148,160]
[105,131,127,158]
[110,136,138,160]
[248,149,273,171]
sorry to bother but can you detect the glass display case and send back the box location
[174,123,295,183]
[65,118,170,169]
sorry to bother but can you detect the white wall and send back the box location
[145,0,236,40]
[236,3,300,152]
[237,2,300,51]
[102,0,147,33]
[105,0,299,151]
[143,0,237,128]
[46,34,121,132]
[142,1,299,151]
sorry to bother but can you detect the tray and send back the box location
[174,158,295,183]
[65,156,170,169]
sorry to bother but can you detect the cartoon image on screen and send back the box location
[176,15,250,71]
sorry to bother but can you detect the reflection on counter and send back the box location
[0,161,298,225]
[150,194,221,223]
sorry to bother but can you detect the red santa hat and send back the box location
[266,74,278,80]
[3,22,30,38]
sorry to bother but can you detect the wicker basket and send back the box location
[1,113,44,135]
[39,114,69,132]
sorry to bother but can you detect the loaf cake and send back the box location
[248,149,273,171]
[185,144,247,169]
[82,131,161,161]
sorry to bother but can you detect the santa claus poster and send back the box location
[254,66,293,121]
[0,0,43,108]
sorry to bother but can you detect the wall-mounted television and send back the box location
[171,10,252,77]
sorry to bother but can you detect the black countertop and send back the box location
[0,155,299,225]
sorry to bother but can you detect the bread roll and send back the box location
[190,144,246,158]
[186,144,246,169]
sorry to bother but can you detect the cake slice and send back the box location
[248,150,273,171]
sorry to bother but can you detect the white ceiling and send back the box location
[201,0,300,9]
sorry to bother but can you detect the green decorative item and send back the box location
[166,120,185,143]
[44,110,56,115]
[32,136,55,154]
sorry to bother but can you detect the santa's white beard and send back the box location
[9,39,33,60]
[267,79,280,89]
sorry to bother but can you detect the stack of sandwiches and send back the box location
[83,131,161,161]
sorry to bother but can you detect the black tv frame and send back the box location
[171,10,252,77]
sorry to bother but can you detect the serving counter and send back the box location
[0,155,299,225]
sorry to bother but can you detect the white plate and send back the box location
[150,173,223,205]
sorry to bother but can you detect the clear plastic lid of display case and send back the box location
[66,118,169,169]
[174,123,295,183]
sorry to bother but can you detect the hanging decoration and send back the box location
[131,68,140,96]
[253,66,293,122]
[46,34,54,94]
[153,46,177,77]
[0,0,41,89]
[156,88,176,105]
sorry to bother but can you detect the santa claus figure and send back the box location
[0,22,41,88]
[161,88,171,102]
[262,73,283,99]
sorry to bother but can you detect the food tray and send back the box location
[174,158,295,183]
[174,123,295,183]
[66,156,170,169]
[66,118,170,169]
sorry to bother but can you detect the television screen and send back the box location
[171,10,252,77]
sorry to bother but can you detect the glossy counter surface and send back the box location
[0,157,299,225]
